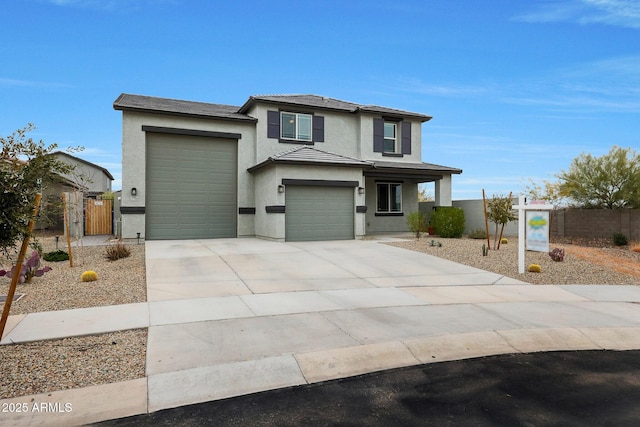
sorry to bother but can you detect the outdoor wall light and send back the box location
[131,187,137,196]
[278,185,285,193]
[358,187,365,194]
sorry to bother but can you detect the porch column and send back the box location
[434,175,452,206]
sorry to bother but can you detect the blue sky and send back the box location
[2,0,639,198]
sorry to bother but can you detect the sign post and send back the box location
[512,196,554,274]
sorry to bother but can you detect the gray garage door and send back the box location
[146,133,237,240]
[285,186,354,241]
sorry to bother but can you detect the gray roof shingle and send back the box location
[114,93,432,122]
[248,146,372,172]
[113,93,257,122]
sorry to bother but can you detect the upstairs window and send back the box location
[373,118,411,155]
[383,123,397,153]
[281,112,312,142]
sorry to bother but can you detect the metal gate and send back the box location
[85,199,113,235]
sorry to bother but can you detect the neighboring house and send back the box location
[41,152,114,233]
[113,93,462,241]
[50,151,114,197]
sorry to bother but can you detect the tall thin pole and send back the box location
[0,193,42,340]
[63,192,73,267]
[482,189,491,250]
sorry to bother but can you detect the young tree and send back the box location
[557,146,640,209]
[486,194,517,249]
[1,124,80,255]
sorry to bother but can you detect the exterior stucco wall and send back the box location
[252,164,366,240]
[364,177,419,233]
[119,111,256,239]
[247,105,360,161]
[358,114,423,163]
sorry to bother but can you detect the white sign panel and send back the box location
[526,211,550,252]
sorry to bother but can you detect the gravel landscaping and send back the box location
[0,235,147,400]
[387,236,640,285]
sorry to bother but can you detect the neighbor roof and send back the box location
[248,146,373,172]
[52,151,115,180]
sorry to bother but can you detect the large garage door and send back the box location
[146,133,237,240]
[285,186,354,241]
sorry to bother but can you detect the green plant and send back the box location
[613,232,629,246]
[482,243,489,256]
[406,211,428,239]
[468,228,487,239]
[0,251,52,283]
[43,250,70,262]
[548,247,565,262]
[486,194,517,249]
[105,242,131,261]
[500,238,508,244]
[429,207,465,238]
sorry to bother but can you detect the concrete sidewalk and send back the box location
[2,238,640,426]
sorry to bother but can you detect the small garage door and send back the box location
[146,133,237,240]
[285,186,354,241]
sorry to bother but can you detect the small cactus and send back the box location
[501,238,508,244]
[528,264,542,273]
[482,243,489,256]
[81,270,98,282]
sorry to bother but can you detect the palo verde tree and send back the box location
[557,145,640,209]
[486,194,517,249]
[1,124,80,256]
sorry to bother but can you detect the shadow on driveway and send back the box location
[95,350,640,426]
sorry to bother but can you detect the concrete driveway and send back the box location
[143,238,640,413]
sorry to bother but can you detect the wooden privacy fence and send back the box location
[85,199,113,235]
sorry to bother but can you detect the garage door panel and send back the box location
[286,186,354,241]
[146,133,237,240]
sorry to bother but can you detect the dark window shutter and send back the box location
[313,115,324,142]
[373,118,384,153]
[267,110,280,139]
[401,121,411,154]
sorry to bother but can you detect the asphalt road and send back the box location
[94,350,640,426]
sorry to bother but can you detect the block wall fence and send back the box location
[419,200,639,241]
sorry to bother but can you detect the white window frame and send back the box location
[281,111,313,142]
[376,182,403,213]
[383,122,397,153]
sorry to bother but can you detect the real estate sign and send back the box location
[526,210,550,252]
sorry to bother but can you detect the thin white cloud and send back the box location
[0,77,70,89]
[514,0,640,28]
[394,77,490,98]
[502,54,640,113]
[46,0,179,11]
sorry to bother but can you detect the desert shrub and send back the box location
[43,250,69,262]
[613,232,629,246]
[429,207,465,238]
[105,242,131,261]
[528,264,542,273]
[548,247,565,262]
[406,211,428,239]
[468,228,487,239]
[81,270,98,282]
[500,238,508,244]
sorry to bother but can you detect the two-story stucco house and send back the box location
[113,93,461,241]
